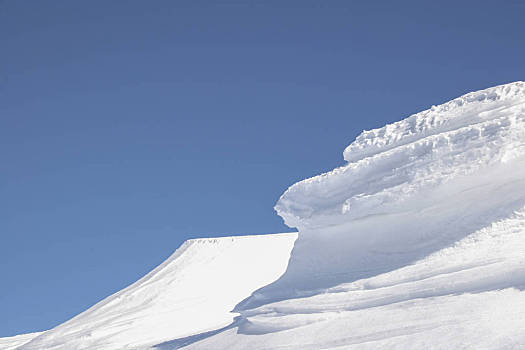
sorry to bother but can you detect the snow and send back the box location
[0,333,43,350]
[342,81,525,163]
[194,81,525,348]
[8,233,296,350]
[186,288,525,350]
[277,82,525,229]
[3,81,525,349]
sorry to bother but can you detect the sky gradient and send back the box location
[2,0,525,336]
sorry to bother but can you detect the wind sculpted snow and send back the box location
[189,81,525,349]
[11,234,296,350]
[3,82,525,350]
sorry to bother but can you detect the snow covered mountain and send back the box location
[3,81,525,349]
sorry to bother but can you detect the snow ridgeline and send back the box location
[263,82,525,294]
[3,81,525,350]
[278,81,525,229]
[187,81,525,349]
[8,234,296,350]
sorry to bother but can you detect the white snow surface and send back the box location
[3,81,525,349]
[6,233,296,350]
[0,333,43,350]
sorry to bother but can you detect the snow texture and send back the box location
[7,234,296,350]
[0,333,43,350]
[3,81,525,350]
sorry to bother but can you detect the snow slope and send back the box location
[3,81,525,350]
[8,233,296,350]
[186,81,525,349]
[0,333,43,350]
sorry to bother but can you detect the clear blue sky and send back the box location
[1,0,524,337]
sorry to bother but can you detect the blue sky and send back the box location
[1,0,524,336]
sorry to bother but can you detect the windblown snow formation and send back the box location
[3,81,525,350]
[8,234,296,350]
[259,81,525,298]
[194,81,525,349]
[278,81,525,229]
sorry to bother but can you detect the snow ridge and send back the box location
[207,81,525,349]
[13,233,296,350]
[343,81,525,162]
[3,82,525,350]
[276,81,525,229]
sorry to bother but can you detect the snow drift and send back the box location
[244,81,525,303]
[9,234,296,350]
[202,81,525,349]
[3,81,525,350]
[0,333,43,350]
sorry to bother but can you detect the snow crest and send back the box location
[276,82,525,229]
[14,234,296,350]
[4,82,525,350]
[343,81,525,163]
[216,82,525,348]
